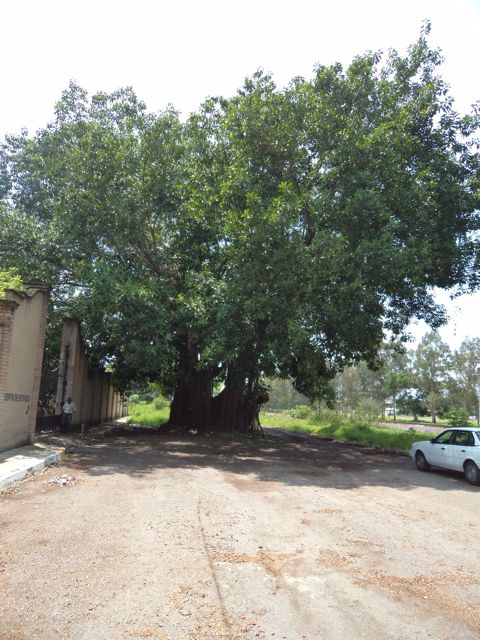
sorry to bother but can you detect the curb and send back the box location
[0,447,64,492]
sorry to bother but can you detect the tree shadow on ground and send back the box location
[37,425,478,493]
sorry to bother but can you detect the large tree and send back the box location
[1,27,479,432]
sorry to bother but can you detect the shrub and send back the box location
[288,404,314,419]
[154,396,169,410]
[349,415,372,431]
[445,408,472,428]
[312,409,344,428]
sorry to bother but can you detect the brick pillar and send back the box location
[0,301,19,436]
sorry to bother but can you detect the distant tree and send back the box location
[264,378,310,412]
[449,338,480,423]
[396,389,427,421]
[425,391,449,423]
[334,361,385,413]
[357,397,384,418]
[334,344,411,418]
[380,345,411,420]
[413,332,452,422]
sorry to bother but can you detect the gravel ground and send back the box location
[1,427,479,640]
[376,422,445,434]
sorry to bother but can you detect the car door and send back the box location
[428,430,454,468]
[449,431,474,471]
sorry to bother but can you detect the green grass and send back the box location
[260,411,437,451]
[127,401,169,427]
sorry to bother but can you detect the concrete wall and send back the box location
[55,319,126,426]
[0,285,49,452]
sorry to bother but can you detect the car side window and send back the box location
[434,431,453,444]
[451,431,469,446]
[468,433,475,447]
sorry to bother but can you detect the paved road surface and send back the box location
[1,427,479,639]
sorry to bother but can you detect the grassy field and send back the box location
[126,401,436,451]
[127,401,169,427]
[259,411,437,451]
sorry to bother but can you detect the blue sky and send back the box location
[1,0,479,348]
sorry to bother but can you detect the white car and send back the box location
[409,427,480,486]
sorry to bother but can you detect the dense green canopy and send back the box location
[1,27,479,431]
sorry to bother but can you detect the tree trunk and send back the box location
[211,368,268,434]
[162,335,213,432]
[164,344,268,434]
[167,369,212,432]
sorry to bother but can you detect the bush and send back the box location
[154,396,169,410]
[288,404,314,419]
[311,409,344,428]
[445,408,472,428]
[349,415,372,430]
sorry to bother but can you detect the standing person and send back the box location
[61,397,77,432]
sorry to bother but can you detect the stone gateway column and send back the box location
[0,284,49,452]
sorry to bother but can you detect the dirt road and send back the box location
[1,428,479,639]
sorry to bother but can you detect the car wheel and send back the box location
[415,451,430,472]
[464,461,480,486]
